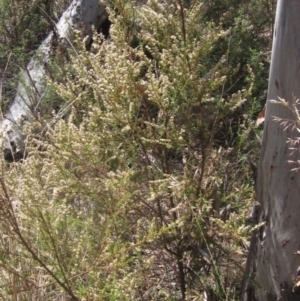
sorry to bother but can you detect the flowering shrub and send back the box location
[0,0,274,300]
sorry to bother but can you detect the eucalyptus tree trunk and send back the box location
[0,0,107,161]
[242,1,300,300]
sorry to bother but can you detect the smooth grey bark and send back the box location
[243,1,300,300]
[0,0,107,160]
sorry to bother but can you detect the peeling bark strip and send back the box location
[244,1,300,300]
[0,0,107,161]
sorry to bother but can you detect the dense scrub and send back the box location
[0,0,275,300]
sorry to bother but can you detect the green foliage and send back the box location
[0,0,70,109]
[202,0,275,146]
[0,0,274,300]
